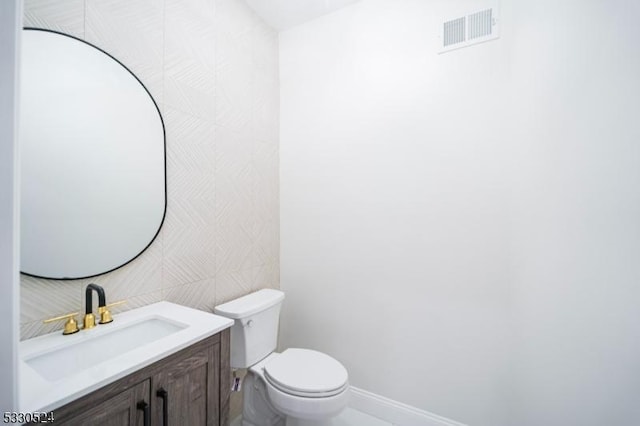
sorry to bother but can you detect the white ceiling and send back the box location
[245,0,361,31]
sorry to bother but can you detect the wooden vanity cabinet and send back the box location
[35,329,230,426]
[55,380,150,426]
[151,341,220,426]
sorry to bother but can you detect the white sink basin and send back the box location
[25,317,186,382]
[19,301,234,414]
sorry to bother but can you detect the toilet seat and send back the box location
[264,348,349,398]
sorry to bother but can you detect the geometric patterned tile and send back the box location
[19,0,279,339]
[216,269,254,305]
[121,290,163,312]
[253,138,279,222]
[252,262,280,292]
[163,107,216,288]
[24,0,85,38]
[85,0,164,104]
[165,107,216,200]
[216,126,255,273]
[216,126,253,194]
[253,220,279,267]
[216,222,255,271]
[252,71,280,143]
[215,214,254,273]
[20,275,84,324]
[87,236,163,309]
[215,27,253,131]
[164,0,216,118]
[253,136,279,270]
[215,221,254,275]
[163,278,216,312]
[21,320,67,341]
[162,196,217,287]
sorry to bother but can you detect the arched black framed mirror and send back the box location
[20,28,166,280]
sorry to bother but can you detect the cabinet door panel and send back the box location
[57,380,150,426]
[154,343,220,426]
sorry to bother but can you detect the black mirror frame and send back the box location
[20,27,167,281]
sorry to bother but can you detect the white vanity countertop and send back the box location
[19,301,234,414]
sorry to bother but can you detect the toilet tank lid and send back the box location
[214,289,285,319]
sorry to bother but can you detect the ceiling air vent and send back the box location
[439,5,500,53]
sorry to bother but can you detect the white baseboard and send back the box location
[349,387,467,426]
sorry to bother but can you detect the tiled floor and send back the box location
[232,408,392,426]
[327,407,392,426]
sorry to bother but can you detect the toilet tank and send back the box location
[214,289,285,368]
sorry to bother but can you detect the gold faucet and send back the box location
[43,283,128,334]
[43,312,80,335]
[98,300,127,324]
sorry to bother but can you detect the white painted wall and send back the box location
[280,1,512,424]
[280,1,640,425]
[507,1,640,424]
[0,0,21,413]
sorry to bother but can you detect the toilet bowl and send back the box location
[214,290,349,426]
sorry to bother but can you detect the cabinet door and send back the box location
[57,380,150,426]
[153,342,220,426]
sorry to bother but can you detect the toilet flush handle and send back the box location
[240,318,253,328]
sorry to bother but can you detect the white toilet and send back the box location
[214,289,349,426]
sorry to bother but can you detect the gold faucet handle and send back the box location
[105,299,128,309]
[43,312,80,335]
[98,299,127,324]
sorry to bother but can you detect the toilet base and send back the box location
[241,368,348,426]
[240,414,342,426]
[242,373,285,426]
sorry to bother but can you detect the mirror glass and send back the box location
[20,29,166,280]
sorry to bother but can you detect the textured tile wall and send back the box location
[21,0,279,340]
